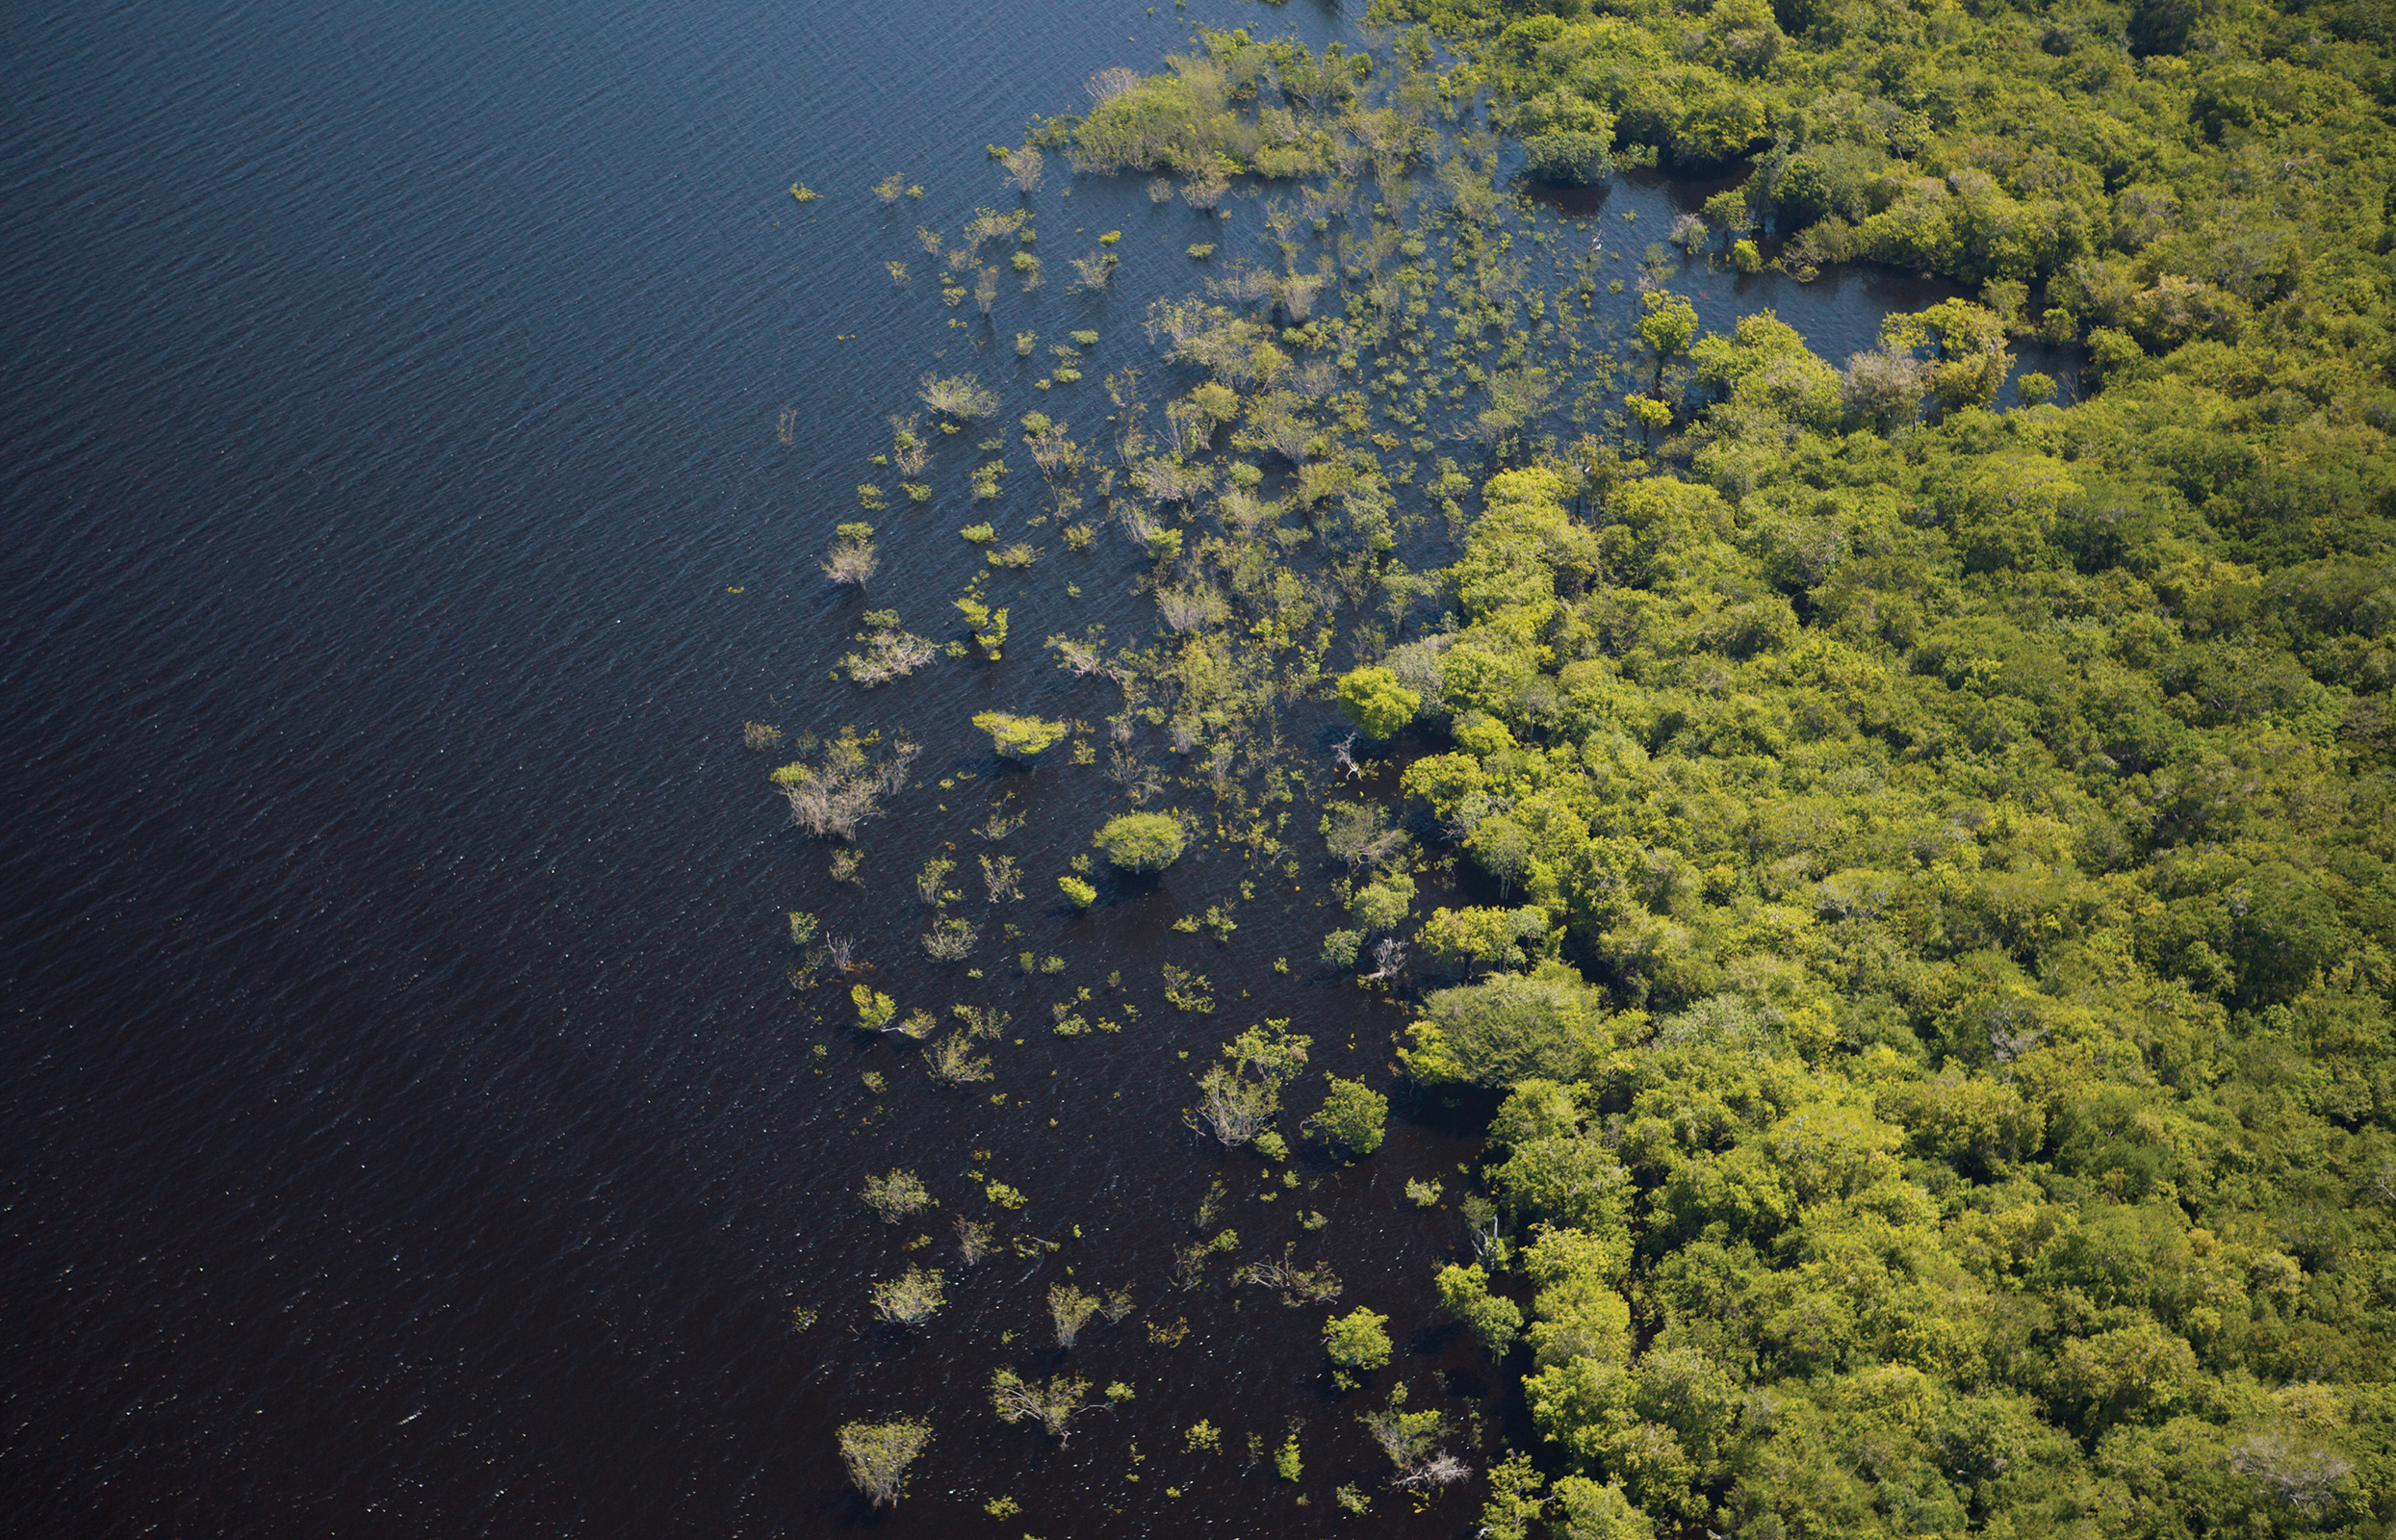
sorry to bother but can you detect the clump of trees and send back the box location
[796,6,2396,1531]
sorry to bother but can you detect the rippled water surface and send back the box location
[2,1,2058,1533]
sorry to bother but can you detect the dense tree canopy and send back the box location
[1382,284,2396,1532]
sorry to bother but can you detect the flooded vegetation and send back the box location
[10,0,2390,1532]
[766,6,2396,1538]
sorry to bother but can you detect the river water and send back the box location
[2,0,2055,1534]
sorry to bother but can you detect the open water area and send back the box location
[2,0,2074,1533]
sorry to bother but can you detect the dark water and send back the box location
[2,1,2045,1534]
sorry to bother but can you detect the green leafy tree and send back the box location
[972,711,1068,760]
[1337,665,1421,740]
[1880,299,2013,414]
[1094,811,1186,873]
[1323,1307,1393,1389]
[1436,1263,1522,1358]
[1306,1075,1388,1155]
[1636,293,1698,384]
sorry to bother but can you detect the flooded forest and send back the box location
[761,1,2396,1536]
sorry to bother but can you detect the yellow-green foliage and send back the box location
[1373,307,2396,1533]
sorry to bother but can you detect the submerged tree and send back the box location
[769,728,917,841]
[1048,1282,1100,1348]
[1094,811,1186,873]
[820,522,878,592]
[990,1369,1095,1442]
[837,1418,932,1506]
[870,1266,947,1327]
[860,1168,930,1223]
[972,711,1069,761]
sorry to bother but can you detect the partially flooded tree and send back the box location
[1306,1075,1389,1156]
[821,522,878,592]
[1323,1307,1392,1390]
[973,711,1069,761]
[1094,811,1186,872]
[1360,1384,1466,1489]
[978,852,1023,902]
[839,610,937,686]
[921,915,977,962]
[889,413,930,477]
[1636,291,1699,386]
[770,728,918,840]
[870,1265,947,1327]
[954,1217,994,1266]
[1243,1244,1343,1305]
[1840,345,1929,430]
[1187,1018,1311,1148]
[861,1168,931,1223]
[999,144,1044,194]
[990,1369,1095,1442]
[924,1033,992,1086]
[918,372,1000,421]
[837,1418,932,1507]
[1322,801,1410,872]
[1049,1282,1100,1348]
[1880,298,2014,414]
[1434,1263,1522,1358]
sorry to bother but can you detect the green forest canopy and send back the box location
[1313,0,2396,1533]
